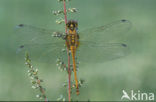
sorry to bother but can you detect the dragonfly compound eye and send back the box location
[67,20,78,30]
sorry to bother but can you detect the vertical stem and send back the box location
[63,0,67,27]
[63,0,71,101]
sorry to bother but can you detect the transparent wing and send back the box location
[76,41,130,63]
[79,19,132,42]
[76,19,132,63]
[14,24,64,45]
[13,24,66,63]
[16,42,67,63]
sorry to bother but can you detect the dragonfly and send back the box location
[15,19,132,95]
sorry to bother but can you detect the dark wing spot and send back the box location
[15,24,24,29]
[18,24,24,27]
[19,45,24,48]
[121,19,127,22]
[121,43,127,47]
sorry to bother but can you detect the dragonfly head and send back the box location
[66,20,78,31]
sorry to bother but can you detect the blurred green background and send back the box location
[0,0,156,101]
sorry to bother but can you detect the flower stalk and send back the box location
[63,0,71,101]
[25,52,48,102]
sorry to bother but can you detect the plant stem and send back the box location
[63,0,67,29]
[63,0,71,101]
[25,53,48,102]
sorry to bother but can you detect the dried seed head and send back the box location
[28,73,32,77]
[68,8,78,13]
[52,10,64,15]
[56,19,65,24]
[32,85,37,89]
[36,94,41,98]
[30,76,34,80]
[61,48,66,52]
